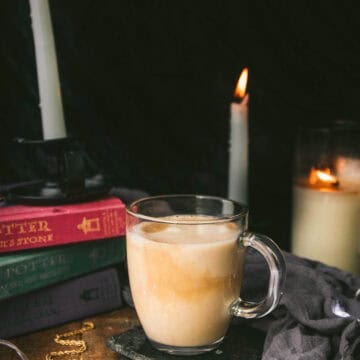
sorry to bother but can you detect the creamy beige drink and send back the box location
[126,215,243,347]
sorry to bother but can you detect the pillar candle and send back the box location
[291,170,360,274]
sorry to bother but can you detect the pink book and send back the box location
[0,197,126,253]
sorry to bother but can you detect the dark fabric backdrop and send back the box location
[1,1,360,250]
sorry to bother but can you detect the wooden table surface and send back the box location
[1,307,140,360]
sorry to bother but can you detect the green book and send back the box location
[0,237,125,301]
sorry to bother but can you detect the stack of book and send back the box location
[0,196,127,338]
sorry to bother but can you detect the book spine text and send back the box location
[0,237,125,300]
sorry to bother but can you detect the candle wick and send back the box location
[232,97,242,104]
[307,180,340,190]
[232,93,249,105]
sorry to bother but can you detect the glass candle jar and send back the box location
[291,121,360,274]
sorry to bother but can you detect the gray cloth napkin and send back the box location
[242,251,360,360]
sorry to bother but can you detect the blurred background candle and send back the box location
[228,67,249,204]
[336,156,360,190]
[291,122,360,274]
[30,0,67,140]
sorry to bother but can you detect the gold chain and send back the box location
[45,321,95,360]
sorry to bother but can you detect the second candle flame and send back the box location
[233,67,249,100]
[309,168,339,188]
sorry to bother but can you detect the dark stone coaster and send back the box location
[107,325,265,360]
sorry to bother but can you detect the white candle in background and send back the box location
[228,68,249,204]
[29,0,67,140]
[291,169,360,274]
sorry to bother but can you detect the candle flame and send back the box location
[234,67,249,100]
[309,168,339,188]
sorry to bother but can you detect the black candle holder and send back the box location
[7,137,110,205]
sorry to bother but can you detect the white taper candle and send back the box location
[228,94,249,204]
[29,0,66,140]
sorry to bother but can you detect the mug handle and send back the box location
[230,231,286,319]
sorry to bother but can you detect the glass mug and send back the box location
[126,195,286,355]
